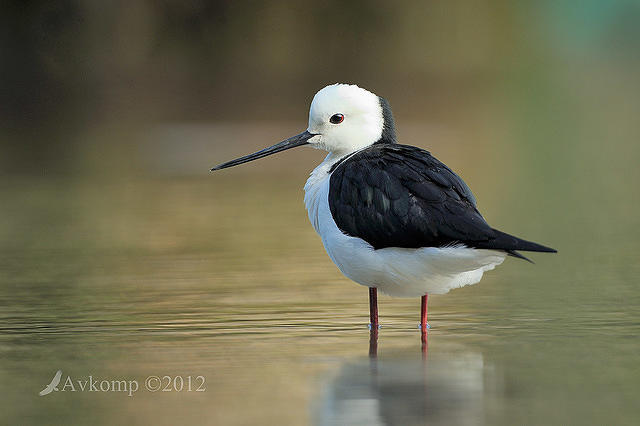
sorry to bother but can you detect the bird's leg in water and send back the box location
[369,287,379,358]
[369,287,379,330]
[420,294,429,331]
[421,294,429,356]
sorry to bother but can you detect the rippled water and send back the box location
[1,128,639,425]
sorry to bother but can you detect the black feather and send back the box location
[376,96,397,145]
[328,144,557,258]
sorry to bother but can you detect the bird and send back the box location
[211,83,556,333]
[39,370,62,396]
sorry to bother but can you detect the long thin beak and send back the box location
[210,130,315,171]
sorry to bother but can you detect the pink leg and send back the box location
[421,294,428,356]
[369,287,379,329]
[420,294,428,331]
[369,288,379,358]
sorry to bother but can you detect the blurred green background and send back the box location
[1,1,639,425]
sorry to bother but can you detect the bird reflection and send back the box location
[316,335,489,426]
[369,327,379,359]
[421,329,428,358]
[368,327,428,359]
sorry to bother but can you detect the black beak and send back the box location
[210,130,315,171]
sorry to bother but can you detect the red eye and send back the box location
[329,113,344,124]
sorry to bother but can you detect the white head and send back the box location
[211,83,395,171]
[306,84,392,155]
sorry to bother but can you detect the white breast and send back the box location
[304,156,507,297]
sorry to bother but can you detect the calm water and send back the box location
[1,122,639,425]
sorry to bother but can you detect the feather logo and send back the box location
[39,370,63,396]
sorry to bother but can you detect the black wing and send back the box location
[329,144,556,255]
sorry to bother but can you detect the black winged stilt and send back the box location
[211,84,556,338]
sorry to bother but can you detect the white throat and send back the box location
[303,152,349,233]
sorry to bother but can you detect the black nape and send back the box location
[376,96,397,145]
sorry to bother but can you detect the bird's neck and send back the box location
[305,153,340,193]
[324,150,352,166]
[303,152,345,233]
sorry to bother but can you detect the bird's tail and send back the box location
[474,228,557,263]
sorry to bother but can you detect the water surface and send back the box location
[1,124,639,425]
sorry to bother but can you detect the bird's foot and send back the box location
[368,323,381,330]
[418,323,431,330]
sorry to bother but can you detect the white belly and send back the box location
[304,157,506,297]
